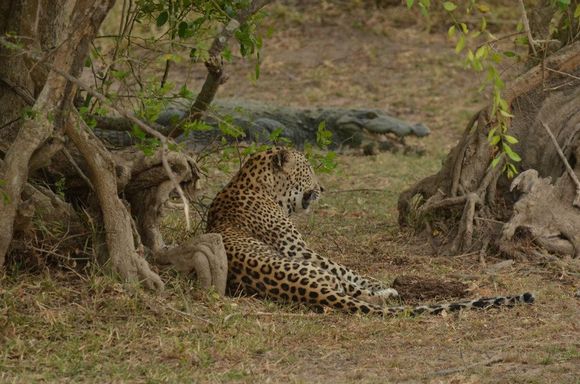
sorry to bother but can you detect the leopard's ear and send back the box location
[272,148,295,173]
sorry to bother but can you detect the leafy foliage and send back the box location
[85,0,337,180]
[407,0,580,178]
[303,121,337,174]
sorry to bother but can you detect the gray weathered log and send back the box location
[93,99,430,150]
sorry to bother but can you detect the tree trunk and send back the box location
[0,0,240,295]
[398,41,580,259]
[0,0,116,265]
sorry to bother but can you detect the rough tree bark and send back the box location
[0,0,116,266]
[65,112,164,289]
[0,0,229,291]
[398,40,580,259]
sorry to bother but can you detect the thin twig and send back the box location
[152,297,215,325]
[160,59,171,88]
[425,355,504,378]
[250,311,320,318]
[540,120,580,208]
[518,0,537,56]
[62,148,94,191]
[544,66,580,81]
[0,75,36,105]
[327,188,385,194]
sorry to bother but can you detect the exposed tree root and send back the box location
[399,42,580,258]
[66,112,164,290]
[154,233,228,295]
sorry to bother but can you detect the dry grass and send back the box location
[2,1,579,383]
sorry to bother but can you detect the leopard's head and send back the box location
[239,147,324,215]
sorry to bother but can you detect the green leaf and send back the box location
[507,167,515,179]
[183,120,213,133]
[498,98,509,110]
[489,135,500,145]
[490,52,502,63]
[218,120,245,139]
[406,0,415,8]
[111,69,129,80]
[502,50,517,58]
[477,4,490,13]
[502,143,522,162]
[575,5,580,18]
[475,45,488,59]
[131,125,146,140]
[460,23,468,34]
[178,21,190,38]
[466,49,474,63]
[499,109,514,118]
[443,2,457,11]
[448,25,456,38]
[455,34,465,53]
[491,155,501,168]
[506,163,518,179]
[255,52,261,80]
[504,134,518,144]
[487,127,497,141]
[222,47,233,62]
[316,121,333,148]
[515,36,529,46]
[156,11,169,27]
[480,16,487,31]
[178,84,194,99]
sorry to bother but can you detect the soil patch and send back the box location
[393,274,469,303]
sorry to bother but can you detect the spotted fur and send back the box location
[207,147,535,316]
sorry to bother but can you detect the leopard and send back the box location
[206,147,535,316]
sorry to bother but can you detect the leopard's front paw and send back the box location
[359,288,399,307]
[374,288,399,298]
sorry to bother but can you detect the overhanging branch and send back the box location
[169,0,273,138]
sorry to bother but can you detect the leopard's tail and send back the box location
[381,292,535,317]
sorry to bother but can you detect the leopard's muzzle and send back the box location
[302,188,322,210]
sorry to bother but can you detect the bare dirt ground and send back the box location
[1,2,579,383]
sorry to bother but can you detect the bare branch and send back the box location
[63,148,94,191]
[545,66,580,81]
[518,0,537,55]
[540,120,580,208]
[169,0,273,138]
[503,40,580,104]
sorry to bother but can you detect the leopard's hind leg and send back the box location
[271,226,398,301]
[222,233,388,314]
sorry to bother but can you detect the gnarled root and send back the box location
[115,148,200,253]
[501,169,580,259]
[154,233,228,295]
